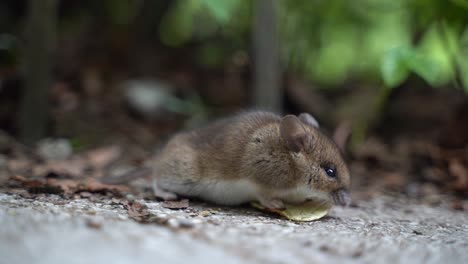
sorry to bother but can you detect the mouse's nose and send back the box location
[332,189,351,206]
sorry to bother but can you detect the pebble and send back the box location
[177,218,196,228]
[166,217,198,229]
[125,194,136,201]
[118,215,128,220]
[36,138,73,160]
[199,210,214,217]
[156,213,168,219]
[167,218,181,228]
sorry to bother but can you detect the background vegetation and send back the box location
[0,0,467,145]
[159,0,468,89]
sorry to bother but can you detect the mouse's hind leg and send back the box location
[257,196,285,210]
[153,179,178,200]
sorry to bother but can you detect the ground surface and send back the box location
[1,192,467,264]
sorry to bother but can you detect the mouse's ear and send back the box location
[299,113,319,128]
[280,115,310,152]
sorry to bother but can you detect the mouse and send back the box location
[152,111,351,210]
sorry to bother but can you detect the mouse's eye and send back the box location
[323,165,337,178]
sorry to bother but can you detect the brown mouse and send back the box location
[152,111,351,210]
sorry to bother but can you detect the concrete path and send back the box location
[0,193,467,264]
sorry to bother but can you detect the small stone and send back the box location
[87,210,96,215]
[156,213,168,219]
[80,192,92,198]
[424,195,442,206]
[110,198,121,205]
[207,219,220,225]
[123,79,178,119]
[167,218,180,228]
[191,218,203,225]
[117,215,128,220]
[37,138,73,161]
[125,194,136,201]
[177,218,196,228]
[199,210,214,217]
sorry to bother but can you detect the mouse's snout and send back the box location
[332,189,351,206]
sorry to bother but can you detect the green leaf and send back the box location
[404,50,440,85]
[381,48,410,88]
[159,1,200,46]
[312,24,358,85]
[450,0,468,9]
[381,45,447,88]
[199,0,240,24]
[416,23,456,86]
[460,28,468,91]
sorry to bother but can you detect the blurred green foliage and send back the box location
[159,0,468,91]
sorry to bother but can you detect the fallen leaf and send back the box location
[78,178,129,193]
[9,175,129,195]
[381,172,406,190]
[7,159,30,173]
[32,158,87,178]
[448,159,468,193]
[10,175,63,194]
[86,146,121,169]
[451,200,464,211]
[121,200,151,222]
[46,178,78,193]
[161,199,189,209]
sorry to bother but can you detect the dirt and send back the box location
[1,192,467,264]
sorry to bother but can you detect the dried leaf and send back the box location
[78,178,129,193]
[448,159,468,192]
[161,199,189,209]
[10,175,63,194]
[7,159,30,173]
[121,200,151,222]
[46,178,77,193]
[32,158,87,178]
[9,175,129,195]
[86,146,121,169]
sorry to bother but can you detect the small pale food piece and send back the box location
[252,200,331,221]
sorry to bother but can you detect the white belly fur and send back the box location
[158,178,330,205]
[160,178,259,205]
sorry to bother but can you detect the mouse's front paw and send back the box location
[153,181,178,201]
[258,197,285,211]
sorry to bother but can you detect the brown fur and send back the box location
[153,111,350,206]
